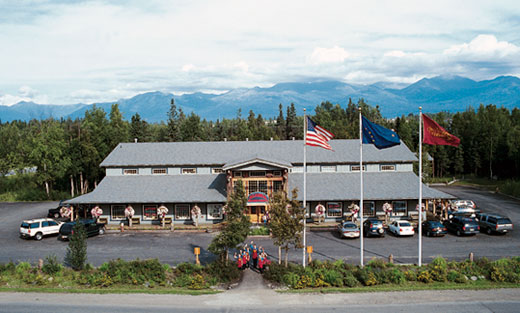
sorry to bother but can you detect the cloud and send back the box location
[0,86,49,106]
[444,34,520,58]
[307,46,351,65]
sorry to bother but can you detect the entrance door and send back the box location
[248,206,265,223]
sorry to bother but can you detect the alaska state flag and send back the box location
[361,116,401,149]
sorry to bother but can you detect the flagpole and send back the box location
[359,106,364,267]
[303,108,307,268]
[418,107,423,267]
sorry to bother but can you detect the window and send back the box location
[291,167,303,173]
[321,165,336,173]
[143,205,158,220]
[42,221,49,227]
[363,202,375,217]
[250,171,266,177]
[273,171,282,177]
[234,171,242,177]
[327,202,342,217]
[111,205,126,220]
[248,181,258,193]
[273,181,283,193]
[212,168,224,174]
[380,164,396,171]
[351,165,366,172]
[392,201,407,216]
[182,168,196,174]
[259,181,268,193]
[175,204,190,219]
[123,169,138,175]
[152,168,167,174]
[207,204,223,220]
[48,221,58,226]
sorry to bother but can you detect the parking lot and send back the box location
[1,185,519,266]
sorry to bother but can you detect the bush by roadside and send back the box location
[0,258,240,292]
[263,257,520,290]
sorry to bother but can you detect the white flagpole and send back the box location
[303,108,307,267]
[359,107,364,267]
[418,107,423,267]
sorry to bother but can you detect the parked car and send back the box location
[337,221,360,238]
[388,220,414,236]
[48,201,90,220]
[450,199,477,209]
[422,221,447,237]
[476,213,513,235]
[20,218,64,240]
[445,216,479,236]
[362,218,385,237]
[447,207,477,219]
[58,219,105,240]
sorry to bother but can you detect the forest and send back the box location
[0,98,519,201]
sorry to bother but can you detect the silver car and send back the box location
[337,222,360,238]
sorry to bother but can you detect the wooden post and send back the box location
[388,254,394,264]
[469,252,474,262]
[38,259,43,271]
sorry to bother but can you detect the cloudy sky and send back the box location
[1,0,519,106]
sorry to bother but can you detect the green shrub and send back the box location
[42,255,63,275]
[323,269,343,287]
[404,270,417,281]
[447,270,467,283]
[101,259,165,284]
[248,226,270,236]
[173,274,192,287]
[65,221,87,270]
[355,268,378,286]
[15,262,32,277]
[176,262,203,275]
[367,258,387,269]
[418,270,433,283]
[343,272,359,287]
[205,260,240,283]
[283,272,300,288]
[0,262,16,274]
[386,268,406,285]
[188,273,206,290]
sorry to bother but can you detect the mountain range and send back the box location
[1,75,519,123]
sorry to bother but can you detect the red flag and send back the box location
[422,114,460,147]
[306,116,334,150]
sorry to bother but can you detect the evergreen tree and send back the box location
[208,180,251,262]
[108,103,129,148]
[285,103,298,139]
[64,221,87,270]
[276,103,285,139]
[130,113,150,142]
[269,188,304,267]
[167,98,179,142]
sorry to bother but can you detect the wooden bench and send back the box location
[131,217,140,225]
[97,217,108,224]
[162,217,172,225]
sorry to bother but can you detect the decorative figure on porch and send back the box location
[383,202,392,225]
[315,203,325,224]
[60,206,71,219]
[191,205,201,228]
[348,202,360,223]
[158,205,168,228]
[125,205,135,227]
[91,205,103,222]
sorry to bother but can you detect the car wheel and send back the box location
[54,212,60,219]
[35,232,43,241]
[487,228,492,235]
[98,227,105,235]
[456,230,461,236]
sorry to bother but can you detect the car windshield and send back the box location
[498,218,512,224]
[343,223,356,228]
[428,222,442,227]
[399,222,411,227]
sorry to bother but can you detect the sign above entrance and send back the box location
[248,192,269,203]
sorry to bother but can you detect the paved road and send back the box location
[1,186,519,266]
[1,288,519,313]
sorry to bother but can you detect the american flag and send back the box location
[306,116,334,150]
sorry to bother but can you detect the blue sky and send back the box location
[1,0,519,106]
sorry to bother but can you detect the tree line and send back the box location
[0,98,518,199]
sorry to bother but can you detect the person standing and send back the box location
[252,244,258,269]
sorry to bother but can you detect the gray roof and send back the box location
[223,157,292,170]
[288,172,455,201]
[66,174,227,204]
[101,140,417,167]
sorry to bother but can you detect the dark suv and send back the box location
[477,213,513,235]
[445,216,479,236]
[58,219,105,240]
[363,219,385,237]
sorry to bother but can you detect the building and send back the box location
[66,140,453,224]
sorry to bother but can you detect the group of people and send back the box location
[234,241,271,273]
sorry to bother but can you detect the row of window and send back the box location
[110,204,224,220]
[122,165,398,176]
[320,201,408,217]
[233,180,284,195]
